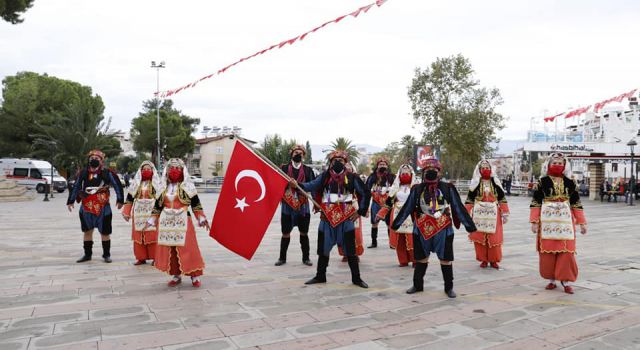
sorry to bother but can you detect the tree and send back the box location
[130,99,200,162]
[31,107,123,177]
[326,137,359,164]
[0,0,34,24]
[304,141,312,163]
[258,134,299,166]
[116,154,150,174]
[0,71,107,158]
[408,54,505,179]
[399,135,416,164]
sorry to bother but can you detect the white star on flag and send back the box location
[234,197,249,212]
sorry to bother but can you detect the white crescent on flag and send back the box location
[233,169,266,212]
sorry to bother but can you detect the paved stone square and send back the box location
[1,192,640,349]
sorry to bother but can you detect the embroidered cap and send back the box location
[87,149,105,160]
[290,144,306,156]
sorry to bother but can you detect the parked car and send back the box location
[0,158,67,193]
[205,176,224,186]
[189,175,204,184]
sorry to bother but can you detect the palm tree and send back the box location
[326,137,359,164]
[399,135,417,163]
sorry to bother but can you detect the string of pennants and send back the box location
[543,88,638,122]
[155,0,388,98]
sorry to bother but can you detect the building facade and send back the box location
[185,135,256,181]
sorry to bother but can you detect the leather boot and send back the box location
[275,237,290,266]
[368,227,378,248]
[441,264,456,298]
[300,235,312,266]
[406,262,428,294]
[347,256,368,288]
[76,241,93,263]
[305,255,328,284]
[102,240,112,263]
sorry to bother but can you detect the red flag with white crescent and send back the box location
[210,140,289,260]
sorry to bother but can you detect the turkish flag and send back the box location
[210,140,289,260]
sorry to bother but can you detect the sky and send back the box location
[1,0,639,149]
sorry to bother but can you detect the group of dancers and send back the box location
[67,147,587,296]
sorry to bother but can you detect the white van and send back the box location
[0,158,68,193]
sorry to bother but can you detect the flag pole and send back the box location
[234,137,322,208]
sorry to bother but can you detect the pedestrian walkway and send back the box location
[0,194,639,349]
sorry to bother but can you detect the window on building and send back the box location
[612,163,618,172]
[216,161,224,172]
[216,146,224,154]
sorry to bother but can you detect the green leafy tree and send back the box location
[0,71,106,157]
[258,134,300,166]
[30,106,122,176]
[130,99,200,163]
[326,137,359,164]
[408,54,505,179]
[116,154,150,174]
[0,0,34,24]
[399,135,416,164]
[304,141,312,163]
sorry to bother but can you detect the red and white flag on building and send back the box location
[210,140,289,260]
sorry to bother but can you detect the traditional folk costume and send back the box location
[122,161,164,265]
[530,153,587,294]
[339,162,365,262]
[276,145,316,267]
[365,157,395,248]
[392,158,476,298]
[147,159,209,287]
[380,164,419,267]
[298,151,371,288]
[465,160,509,269]
[67,150,124,263]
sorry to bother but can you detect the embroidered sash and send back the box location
[158,208,188,246]
[283,187,307,210]
[414,212,451,241]
[133,198,156,231]
[393,202,413,234]
[320,202,357,227]
[372,192,389,206]
[472,201,498,234]
[81,187,110,215]
[540,200,574,240]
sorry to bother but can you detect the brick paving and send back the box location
[1,192,639,349]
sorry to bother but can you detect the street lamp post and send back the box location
[628,139,637,206]
[151,60,165,169]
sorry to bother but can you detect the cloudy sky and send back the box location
[1,0,639,148]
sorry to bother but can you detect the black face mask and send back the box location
[424,169,438,181]
[89,159,100,168]
[331,161,345,173]
[292,154,302,163]
[378,167,387,173]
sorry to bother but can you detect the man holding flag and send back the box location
[291,150,371,288]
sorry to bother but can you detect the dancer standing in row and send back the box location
[383,164,418,267]
[366,157,395,248]
[122,161,164,265]
[339,162,365,262]
[392,158,476,298]
[293,150,371,288]
[146,159,209,287]
[67,150,124,263]
[465,160,509,269]
[530,153,587,294]
[275,145,315,267]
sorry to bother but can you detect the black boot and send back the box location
[347,256,368,288]
[102,240,112,263]
[305,255,328,284]
[406,262,428,294]
[76,241,93,263]
[275,237,290,266]
[368,227,378,248]
[441,264,456,298]
[300,235,312,266]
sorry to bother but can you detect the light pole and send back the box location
[628,139,637,206]
[151,60,165,169]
